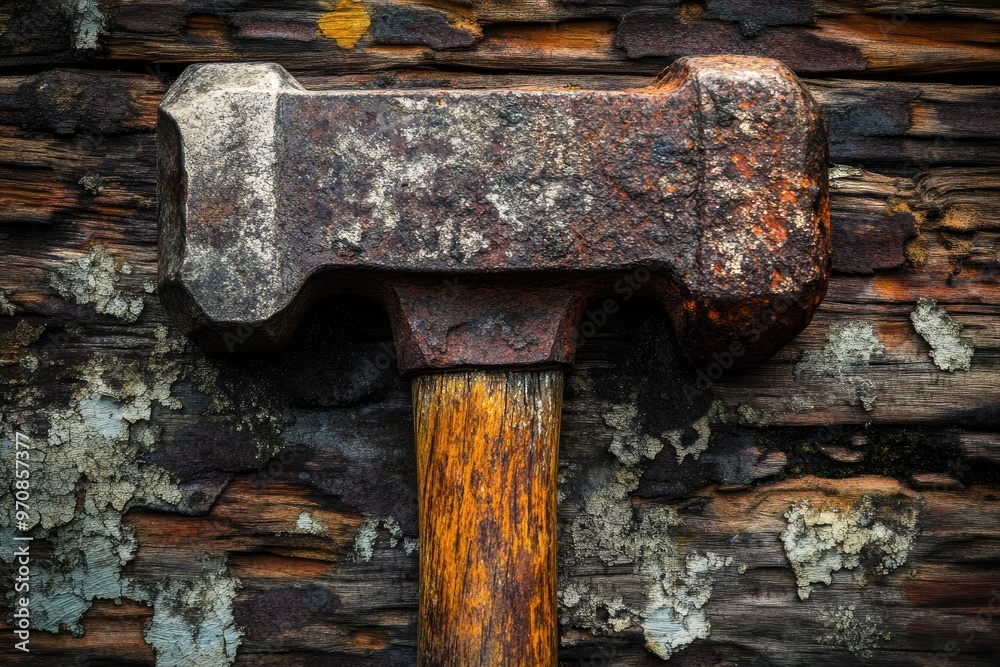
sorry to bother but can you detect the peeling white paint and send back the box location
[910,298,974,372]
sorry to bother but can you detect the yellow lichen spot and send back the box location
[886,196,929,269]
[940,203,981,232]
[318,0,370,49]
[678,1,707,22]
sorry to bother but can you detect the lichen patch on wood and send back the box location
[794,320,886,411]
[60,0,110,52]
[819,603,891,657]
[563,396,735,659]
[317,0,371,49]
[663,400,725,465]
[349,515,418,561]
[141,555,243,667]
[1,352,184,635]
[0,320,44,366]
[48,244,145,322]
[780,493,922,600]
[0,288,16,316]
[909,298,974,372]
[603,398,665,467]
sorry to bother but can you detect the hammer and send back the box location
[157,56,829,666]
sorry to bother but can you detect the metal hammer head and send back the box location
[158,56,829,373]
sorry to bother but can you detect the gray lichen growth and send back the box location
[795,321,885,411]
[142,555,243,667]
[60,0,109,52]
[562,400,731,659]
[0,288,16,315]
[637,510,731,660]
[1,355,183,634]
[603,399,664,467]
[78,172,106,195]
[604,396,725,466]
[558,580,635,634]
[662,400,725,464]
[293,511,326,536]
[909,298,974,372]
[1,301,279,659]
[350,516,418,561]
[780,495,921,600]
[49,245,145,322]
[819,603,891,658]
[28,513,136,635]
[0,320,45,365]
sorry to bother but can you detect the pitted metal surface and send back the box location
[158,56,829,372]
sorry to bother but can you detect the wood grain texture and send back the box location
[0,1,999,665]
[413,370,563,667]
[2,0,999,77]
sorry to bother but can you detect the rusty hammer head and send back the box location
[157,56,829,373]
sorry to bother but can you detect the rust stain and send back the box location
[159,56,829,372]
[318,0,371,49]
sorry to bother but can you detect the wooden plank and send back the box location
[0,5,998,665]
[2,2,1000,76]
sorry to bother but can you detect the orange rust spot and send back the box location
[762,213,788,245]
[940,203,981,232]
[770,269,784,290]
[730,153,754,178]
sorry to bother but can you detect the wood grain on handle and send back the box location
[413,370,563,667]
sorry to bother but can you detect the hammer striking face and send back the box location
[157,55,829,666]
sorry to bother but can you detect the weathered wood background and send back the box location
[1,1,999,665]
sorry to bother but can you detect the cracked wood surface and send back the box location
[1,0,999,665]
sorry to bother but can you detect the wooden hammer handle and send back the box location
[413,370,563,666]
